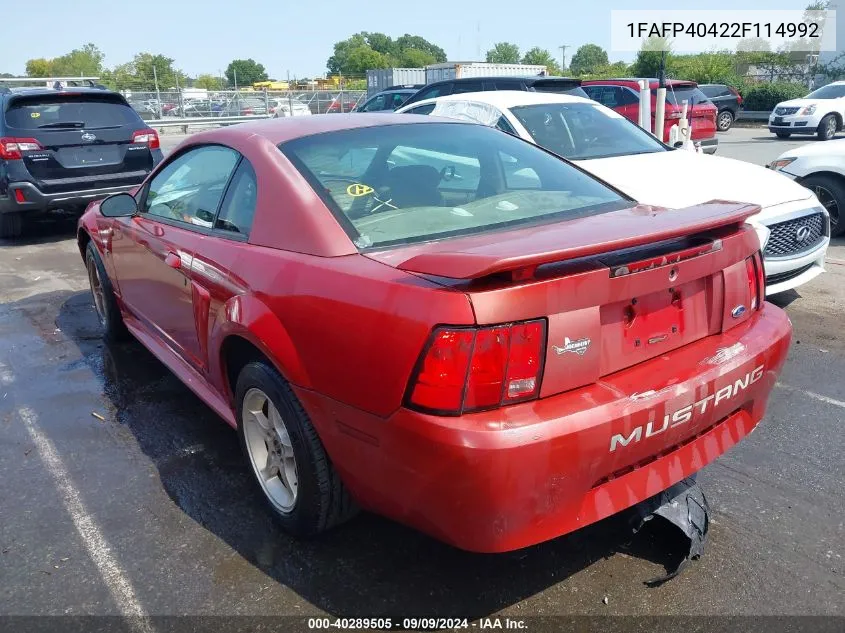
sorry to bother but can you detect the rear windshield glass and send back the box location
[653,86,711,105]
[279,122,630,249]
[509,102,667,161]
[5,97,138,130]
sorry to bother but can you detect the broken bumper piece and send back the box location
[629,476,710,587]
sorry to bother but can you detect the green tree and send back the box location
[225,58,269,87]
[133,53,186,89]
[395,34,447,63]
[630,37,672,77]
[327,32,446,74]
[344,46,390,75]
[569,44,609,75]
[398,48,437,68]
[26,58,53,77]
[521,47,560,74]
[194,74,223,90]
[50,43,104,76]
[486,42,521,64]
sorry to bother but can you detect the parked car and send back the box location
[326,94,362,113]
[768,138,845,236]
[401,76,589,109]
[269,97,311,118]
[769,81,845,140]
[582,79,718,154]
[397,91,830,295]
[699,83,743,131]
[354,86,423,112]
[78,114,791,553]
[0,87,163,238]
[222,97,268,117]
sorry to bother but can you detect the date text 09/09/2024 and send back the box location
[627,22,821,39]
[307,618,527,630]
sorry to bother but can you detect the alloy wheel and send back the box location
[242,387,298,513]
[814,184,841,228]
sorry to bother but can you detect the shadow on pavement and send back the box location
[0,210,80,247]
[35,289,684,618]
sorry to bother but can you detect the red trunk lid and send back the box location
[368,201,762,397]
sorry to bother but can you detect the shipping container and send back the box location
[366,68,427,96]
[424,62,548,84]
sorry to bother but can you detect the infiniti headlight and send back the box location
[754,224,771,250]
[768,157,796,170]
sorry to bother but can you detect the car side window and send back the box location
[142,145,240,229]
[617,88,640,106]
[494,79,523,90]
[405,103,436,115]
[414,85,449,102]
[452,81,484,94]
[362,95,386,112]
[390,93,409,109]
[584,86,618,108]
[215,160,257,236]
[495,115,517,135]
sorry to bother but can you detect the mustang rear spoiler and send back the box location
[392,201,761,280]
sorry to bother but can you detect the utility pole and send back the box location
[558,45,569,73]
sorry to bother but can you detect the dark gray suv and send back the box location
[0,87,163,238]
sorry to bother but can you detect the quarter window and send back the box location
[142,145,240,228]
[215,160,258,236]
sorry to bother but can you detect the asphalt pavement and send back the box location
[1,125,844,629]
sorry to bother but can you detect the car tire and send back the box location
[717,109,734,131]
[0,212,23,239]
[236,360,357,537]
[817,114,838,141]
[85,241,129,342]
[775,132,792,139]
[801,173,845,237]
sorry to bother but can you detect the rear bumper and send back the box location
[296,304,792,552]
[0,180,144,215]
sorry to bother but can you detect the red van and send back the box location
[582,79,719,154]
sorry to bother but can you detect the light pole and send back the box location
[558,45,569,73]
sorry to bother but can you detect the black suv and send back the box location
[401,76,589,108]
[0,87,163,238]
[699,84,743,131]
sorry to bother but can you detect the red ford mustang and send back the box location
[77,114,792,553]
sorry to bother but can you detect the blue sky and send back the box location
[2,0,827,79]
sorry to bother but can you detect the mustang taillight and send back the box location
[0,137,42,160]
[130,129,160,150]
[745,252,765,310]
[407,319,546,415]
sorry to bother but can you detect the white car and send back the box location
[270,97,311,118]
[768,81,845,141]
[768,138,845,237]
[396,91,832,295]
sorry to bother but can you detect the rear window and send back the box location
[5,96,139,130]
[279,122,629,249]
[654,86,711,106]
[510,102,667,161]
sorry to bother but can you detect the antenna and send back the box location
[477,21,481,60]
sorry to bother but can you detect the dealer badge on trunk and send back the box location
[552,337,591,356]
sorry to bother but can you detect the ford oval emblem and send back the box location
[731,305,747,319]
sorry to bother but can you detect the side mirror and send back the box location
[100,193,138,218]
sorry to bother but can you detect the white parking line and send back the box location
[776,382,845,409]
[19,406,153,632]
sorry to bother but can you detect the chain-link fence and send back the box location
[121,88,368,120]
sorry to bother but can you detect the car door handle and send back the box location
[164,252,181,269]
